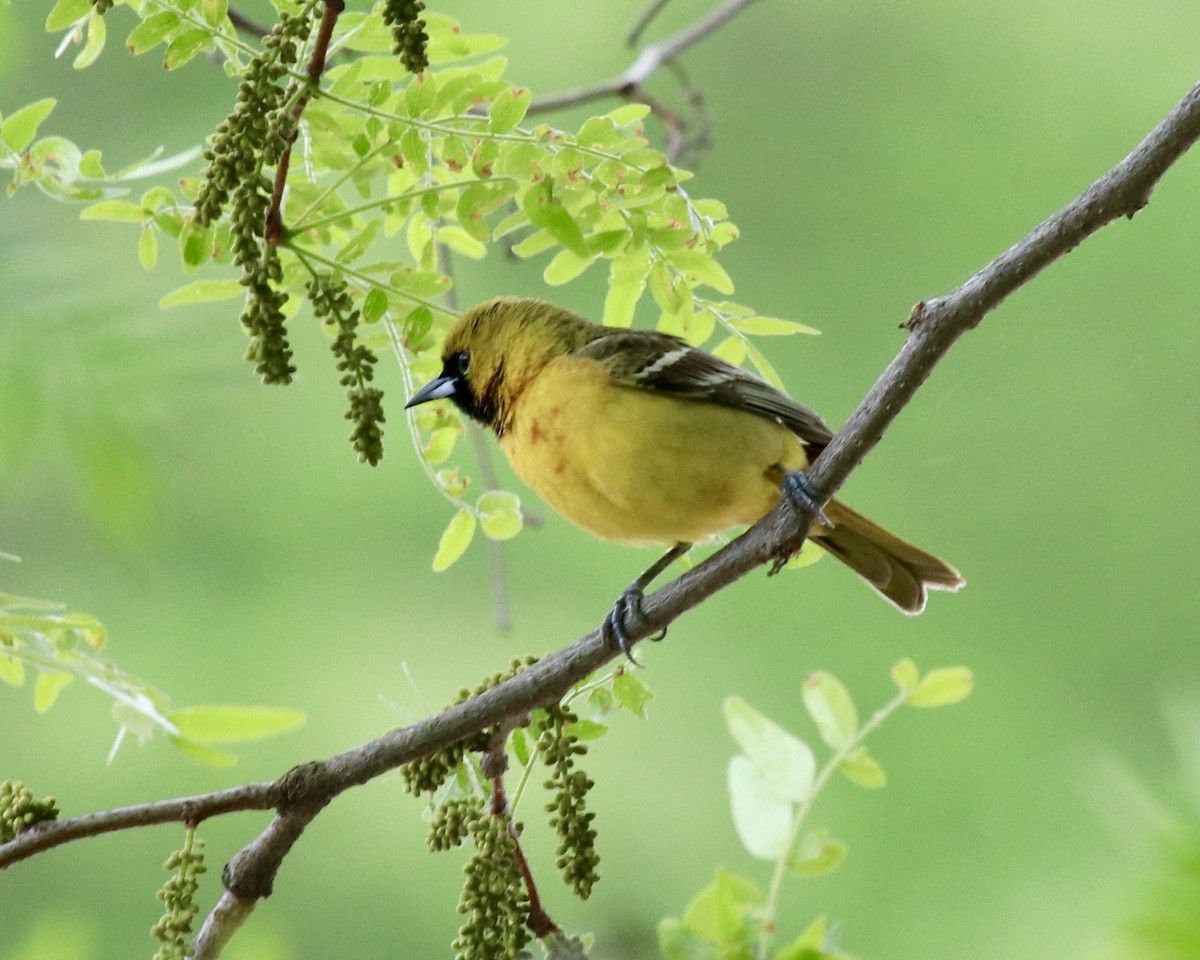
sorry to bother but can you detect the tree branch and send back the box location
[527,0,756,160]
[4,74,1198,959]
[0,782,279,867]
[532,0,759,112]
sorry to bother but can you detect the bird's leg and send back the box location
[601,542,692,662]
[771,471,832,575]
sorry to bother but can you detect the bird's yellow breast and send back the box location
[500,356,809,545]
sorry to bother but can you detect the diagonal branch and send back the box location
[3,74,1199,960]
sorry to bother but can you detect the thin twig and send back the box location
[228,6,272,40]
[626,0,673,47]
[484,734,559,938]
[437,245,516,631]
[265,0,344,246]
[528,0,759,161]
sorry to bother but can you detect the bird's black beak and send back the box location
[405,373,459,409]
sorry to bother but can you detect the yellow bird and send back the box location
[408,297,963,653]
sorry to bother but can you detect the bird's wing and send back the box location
[574,330,835,449]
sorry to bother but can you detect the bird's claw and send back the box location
[601,584,667,663]
[780,471,831,528]
[771,471,831,575]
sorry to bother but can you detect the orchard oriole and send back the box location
[408,297,963,653]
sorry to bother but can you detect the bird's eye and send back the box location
[455,351,470,376]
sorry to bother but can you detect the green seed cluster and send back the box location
[463,657,541,703]
[383,0,430,74]
[452,813,531,960]
[540,707,600,899]
[307,273,386,464]
[240,249,295,385]
[192,5,318,386]
[428,795,486,852]
[151,828,207,960]
[193,7,314,227]
[401,657,540,796]
[402,741,467,797]
[0,780,58,843]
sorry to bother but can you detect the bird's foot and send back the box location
[771,471,831,575]
[601,583,668,664]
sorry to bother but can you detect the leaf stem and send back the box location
[756,688,910,960]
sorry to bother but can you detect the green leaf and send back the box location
[167,705,306,743]
[567,719,608,741]
[79,148,105,178]
[336,219,379,265]
[602,276,645,328]
[669,248,734,294]
[801,671,858,750]
[497,141,541,179]
[612,671,653,719]
[45,0,89,31]
[730,316,819,336]
[774,916,828,960]
[648,259,683,313]
[422,426,458,465]
[0,653,25,687]
[125,11,181,54]
[781,542,825,573]
[489,86,531,133]
[681,869,764,945]
[891,657,919,693]
[163,28,212,71]
[577,691,610,724]
[432,510,476,571]
[786,830,847,877]
[200,0,228,28]
[33,671,74,713]
[723,695,815,803]
[522,179,587,257]
[477,490,523,540]
[744,341,785,390]
[72,12,106,70]
[727,754,792,859]
[657,918,716,960]
[609,103,652,127]
[168,735,238,767]
[710,336,746,366]
[907,666,974,707]
[403,72,436,117]
[179,221,212,270]
[437,225,487,260]
[355,287,386,324]
[509,229,556,259]
[159,279,244,307]
[510,726,530,766]
[839,747,887,789]
[0,99,56,153]
[401,305,434,348]
[456,180,515,240]
[80,199,146,223]
[543,247,594,286]
[472,139,500,176]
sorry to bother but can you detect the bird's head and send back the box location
[406,296,599,435]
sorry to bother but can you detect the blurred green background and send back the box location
[2,1,1199,958]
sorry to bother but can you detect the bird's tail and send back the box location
[814,500,964,614]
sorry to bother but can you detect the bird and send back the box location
[407,296,964,655]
